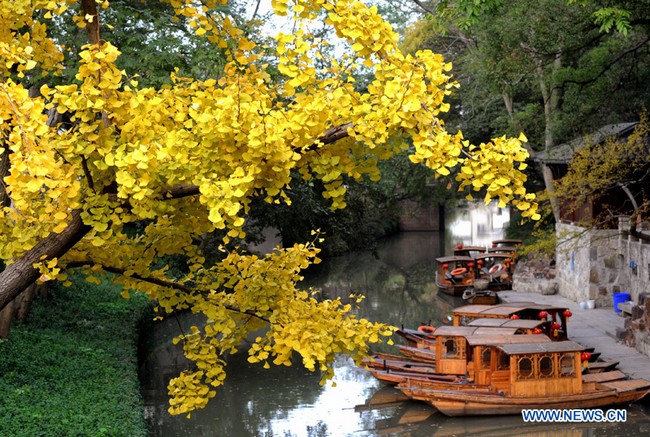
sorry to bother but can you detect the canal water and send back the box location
[139,204,650,436]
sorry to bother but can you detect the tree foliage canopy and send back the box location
[553,116,650,228]
[0,0,537,415]
[404,0,650,147]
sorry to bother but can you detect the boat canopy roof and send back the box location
[453,302,568,317]
[487,246,517,253]
[468,318,544,329]
[453,246,487,253]
[475,253,514,261]
[466,334,551,347]
[492,239,523,245]
[432,325,520,337]
[498,340,584,355]
[436,255,474,263]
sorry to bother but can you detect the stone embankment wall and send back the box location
[553,217,650,358]
[512,254,558,296]
[555,218,650,306]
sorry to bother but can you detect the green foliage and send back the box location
[592,7,632,35]
[247,172,400,256]
[45,0,253,88]
[0,274,150,437]
[553,115,650,227]
[403,0,650,149]
[245,148,459,257]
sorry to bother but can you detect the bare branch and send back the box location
[63,260,272,323]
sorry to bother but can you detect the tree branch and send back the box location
[0,210,91,310]
[410,0,436,15]
[0,119,355,312]
[63,261,272,323]
[81,0,101,45]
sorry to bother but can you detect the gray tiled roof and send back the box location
[533,122,639,164]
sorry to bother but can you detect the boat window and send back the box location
[560,354,576,377]
[517,356,534,380]
[444,338,457,358]
[539,355,554,378]
[497,351,510,370]
[443,338,465,359]
[481,348,491,369]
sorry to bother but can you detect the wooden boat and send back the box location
[462,287,498,305]
[491,239,522,248]
[362,351,438,374]
[453,245,487,258]
[398,340,650,416]
[371,332,552,387]
[368,342,614,389]
[451,302,573,342]
[398,326,552,375]
[587,360,620,373]
[398,309,570,349]
[353,386,410,412]
[487,246,518,256]
[466,317,552,336]
[369,369,462,386]
[396,327,437,349]
[397,344,438,363]
[474,253,515,291]
[435,256,476,296]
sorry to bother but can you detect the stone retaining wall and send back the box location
[555,219,650,307]
[554,218,650,358]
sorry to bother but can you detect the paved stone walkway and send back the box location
[499,290,650,381]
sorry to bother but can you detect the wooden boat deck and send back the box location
[582,370,626,383]
[601,379,650,392]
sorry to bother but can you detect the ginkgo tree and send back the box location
[0,0,538,415]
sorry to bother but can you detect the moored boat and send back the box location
[462,287,499,305]
[435,256,476,296]
[369,332,552,387]
[474,253,515,291]
[453,245,487,258]
[451,302,573,339]
[491,239,523,248]
[398,340,650,416]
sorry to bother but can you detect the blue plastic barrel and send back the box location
[612,292,630,313]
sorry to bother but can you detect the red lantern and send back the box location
[477,259,484,266]
[563,309,572,318]
[457,243,463,250]
[442,263,449,270]
[581,352,591,362]
[468,262,474,268]
[551,322,561,337]
[492,243,497,248]
[510,314,520,320]
[532,328,543,334]
[538,311,548,320]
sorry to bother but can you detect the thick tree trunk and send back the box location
[535,52,562,222]
[0,283,46,338]
[0,300,14,338]
[0,0,99,317]
[0,210,90,311]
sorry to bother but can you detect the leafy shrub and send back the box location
[0,274,151,437]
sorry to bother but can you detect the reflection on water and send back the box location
[139,205,650,436]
